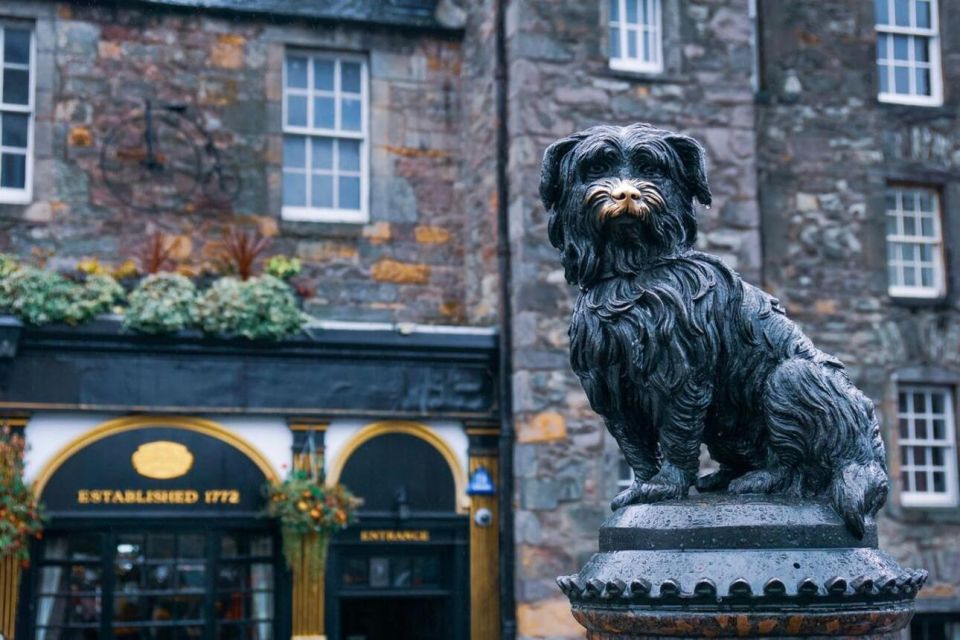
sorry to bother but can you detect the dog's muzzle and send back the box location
[586,178,666,221]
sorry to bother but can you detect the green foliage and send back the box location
[236,275,304,339]
[0,267,124,325]
[265,468,360,572]
[264,255,302,281]
[196,276,246,335]
[197,275,303,340]
[0,425,44,564]
[0,253,18,278]
[0,257,303,341]
[124,273,198,334]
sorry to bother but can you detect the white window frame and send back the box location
[608,0,663,74]
[897,385,959,508]
[885,185,946,299]
[281,50,369,223]
[875,0,943,106]
[0,24,34,204]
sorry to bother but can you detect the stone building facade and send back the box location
[2,0,960,639]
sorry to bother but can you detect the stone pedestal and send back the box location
[557,494,926,639]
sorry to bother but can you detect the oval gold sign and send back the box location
[131,441,194,480]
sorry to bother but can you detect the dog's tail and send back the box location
[765,358,888,537]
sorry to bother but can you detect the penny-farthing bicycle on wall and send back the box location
[100,100,241,211]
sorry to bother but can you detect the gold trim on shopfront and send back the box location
[326,421,468,513]
[33,415,278,497]
[0,554,21,639]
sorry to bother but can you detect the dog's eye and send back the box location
[586,157,612,177]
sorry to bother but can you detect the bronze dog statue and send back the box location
[541,123,887,537]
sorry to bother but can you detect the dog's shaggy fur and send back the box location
[541,123,887,537]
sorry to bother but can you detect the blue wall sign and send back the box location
[467,466,496,496]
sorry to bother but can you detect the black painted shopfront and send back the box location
[4,321,501,640]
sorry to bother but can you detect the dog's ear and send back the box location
[665,134,712,207]
[540,132,587,211]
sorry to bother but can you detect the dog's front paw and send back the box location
[610,481,645,511]
[637,476,689,502]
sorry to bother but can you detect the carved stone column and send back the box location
[558,494,926,639]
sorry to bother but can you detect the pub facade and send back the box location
[0,0,509,638]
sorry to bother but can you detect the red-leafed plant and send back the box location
[219,227,271,280]
[136,230,177,274]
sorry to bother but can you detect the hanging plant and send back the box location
[0,425,44,565]
[264,466,360,575]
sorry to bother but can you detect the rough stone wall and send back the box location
[0,1,474,324]
[757,0,960,615]
[459,0,501,325]
[504,1,761,637]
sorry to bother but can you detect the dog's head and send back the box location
[540,123,711,285]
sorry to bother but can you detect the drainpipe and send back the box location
[495,0,517,638]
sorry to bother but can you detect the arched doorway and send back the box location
[325,423,469,640]
[24,416,287,640]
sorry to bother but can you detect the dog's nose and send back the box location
[611,185,642,202]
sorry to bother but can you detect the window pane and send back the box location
[914,38,929,62]
[311,174,333,208]
[903,266,916,286]
[285,56,308,89]
[933,418,945,439]
[903,214,916,235]
[917,0,931,28]
[626,0,638,23]
[282,171,305,206]
[933,471,946,492]
[609,27,621,58]
[643,30,651,61]
[286,95,307,127]
[915,470,928,491]
[2,112,28,148]
[341,98,362,131]
[894,65,910,94]
[314,96,335,129]
[610,0,619,21]
[314,58,334,91]
[914,392,926,412]
[341,62,362,93]
[916,419,928,439]
[894,0,910,26]
[1,152,25,188]
[339,139,360,171]
[920,216,934,236]
[893,35,909,60]
[916,68,930,96]
[877,35,888,59]
[875,0,889,25]
[627,29,638,58]
[283,135,305,169]
[4,28,29,65]
[339,175,361,210]
[3,68,28,105]
[311,137,333,170]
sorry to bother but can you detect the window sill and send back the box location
[281,206,368,224]
[888,293,952,310]
[0,190,31,205]
[878,94,945,109]
[596,66,686,85]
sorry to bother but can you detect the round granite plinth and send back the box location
[557,494,926,638]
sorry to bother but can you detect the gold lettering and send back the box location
[77,490,89,504]
[360,529,430,543]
